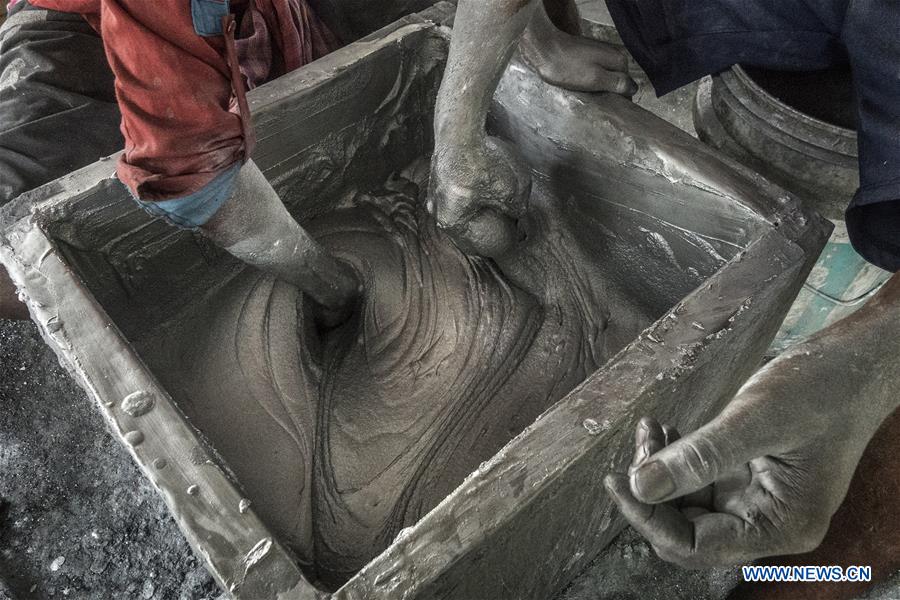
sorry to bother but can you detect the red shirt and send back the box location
[26,0,337,201]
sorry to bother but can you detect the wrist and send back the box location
[434,115,483,153]
[802,324,900,435]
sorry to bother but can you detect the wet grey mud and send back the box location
[143,159,639,587]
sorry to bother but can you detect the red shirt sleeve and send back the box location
[27,0,339,202]
[99,0,245,201]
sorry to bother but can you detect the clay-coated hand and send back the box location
[520,3,637,95]
[429,137,531,258]
[604,341,885,567]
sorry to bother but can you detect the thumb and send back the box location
[629,415,758,504]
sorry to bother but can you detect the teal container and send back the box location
[771,220,890,353]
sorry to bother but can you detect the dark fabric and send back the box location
[0,3,122,205]
[841,1,900,272]
[606,0,900,272]
[235,0,339,90]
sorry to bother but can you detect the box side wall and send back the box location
[0,219,321,599]
[491,62,774,321]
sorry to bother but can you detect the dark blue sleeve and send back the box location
[605,0,849,95]
[842,1,900,272]
[606,0,900,272]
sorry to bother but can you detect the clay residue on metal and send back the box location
[144,158,641,586]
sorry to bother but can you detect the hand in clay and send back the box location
[201,160,361,326]
[520,0,637,95]
[604,304,900,568]
[429,136,531,257]
[430,0,635,258]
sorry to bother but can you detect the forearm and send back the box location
[524,0,566,45]
[434,0,539,150]
[201,161,359,311]
[799,271,900,425]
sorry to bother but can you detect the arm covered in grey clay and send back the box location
[605,272,900,566]
[201,160,360,323]
[430,0,634,258]
[429,0,540,258]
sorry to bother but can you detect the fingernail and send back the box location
[632,460,675,502]
[635,424,647,459]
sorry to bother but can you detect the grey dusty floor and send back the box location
[0,320,222,600]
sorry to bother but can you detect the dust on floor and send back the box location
[0,320,220,599]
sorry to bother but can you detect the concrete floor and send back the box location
[0,319,221,599]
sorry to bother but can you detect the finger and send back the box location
[655,423,716,510]
[681,506,710,520]
[629,416,763,504]
[567,38,630,72]
[448,208,519,259]
[430,181,473,227]
[662,424,680,446]
[710,464,754,514]
[482,137,532,218]
[658,425,719,509]
[631,419,649,469]
[686,512,773,567]
[590,43,630,72]
[605,474,695,560]
[631,417,666,470]
[581,67,638,97]
[608,474,768,569]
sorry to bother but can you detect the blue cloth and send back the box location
[606,0,900,272]
[132,163,240,229]
[190,0,231,36]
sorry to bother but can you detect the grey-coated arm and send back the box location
[430,0,635,258]
[201,160,360,320]
[434,0,538,150]
[429,0,539,258]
